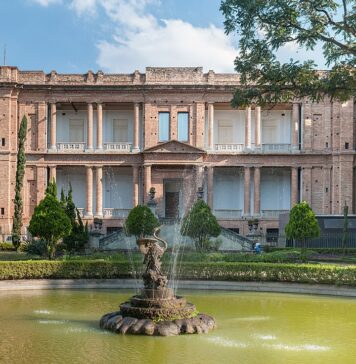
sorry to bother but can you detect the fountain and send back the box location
[99,228,216,336]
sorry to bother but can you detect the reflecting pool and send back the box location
[0,290,355,364]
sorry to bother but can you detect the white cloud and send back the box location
[96,0,237,72]
[32,0,62,6]
[32,0,238,72]
[70,0,98,16]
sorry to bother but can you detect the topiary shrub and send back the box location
[285,201,320,261]
[181,200,221,252]
[124,205,159,239]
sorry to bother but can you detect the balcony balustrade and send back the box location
[103,208,131,218]
[56,142,86,152]
[103,143,132,152]
[214,144,244,152]
[77,208,85,218]
[261,209,289,218]
[214,209,243,219]
[262,143,291,152]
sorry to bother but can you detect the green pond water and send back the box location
[0,289,355,364]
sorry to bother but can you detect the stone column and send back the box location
[144,164,151,203]
[96,103,103,150]
[208,103,214,150]
[245,106,251,149]
[87,103,93,151]
[95,166,103,217]
[291,167,299,207]
[254,106,261,148]
[133,165,139,206]
[254,167,261,215]
[49,165,56,182]
[50,103,56,150]
[133,103,140,152]
[85,166,93,217]
[292,103,299,150]
[207,166,214,208]
[244,166,251,215]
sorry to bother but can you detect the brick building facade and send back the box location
[0,66,355,238]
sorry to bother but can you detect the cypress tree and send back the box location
[12,115,27,250]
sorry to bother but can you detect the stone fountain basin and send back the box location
[120,301,197,321]
[130,295,187,308]
[100,311,216,336]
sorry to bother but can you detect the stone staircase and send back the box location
[98,221,253,252]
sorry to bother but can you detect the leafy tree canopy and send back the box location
[285,201,320,241]
[125,205,159,239]
[220,0,356,106]
[181,200,221,251]
[28,192,71,259]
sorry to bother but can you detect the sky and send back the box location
[0,0,327,73]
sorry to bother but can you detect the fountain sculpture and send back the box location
[100,228,216,336]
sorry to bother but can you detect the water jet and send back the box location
[99,228,216,336]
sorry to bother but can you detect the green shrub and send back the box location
[181,200,221,251]
[22,240,48,256]
[0,242,16,251]
[124,205,159,239]
[1,260,356,286]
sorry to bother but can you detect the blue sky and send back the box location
[0,0,326,73]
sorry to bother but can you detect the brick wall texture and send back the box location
[0,66,355,236]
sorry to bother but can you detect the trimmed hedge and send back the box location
[0,242,16,251]
[1,260,356,286]
[267,247,356,255]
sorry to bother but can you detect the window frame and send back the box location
[177,112,189,142]
[158,112,170,142]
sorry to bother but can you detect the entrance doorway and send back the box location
[164,180,183,218]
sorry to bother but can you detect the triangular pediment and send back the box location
[143,140,206,154]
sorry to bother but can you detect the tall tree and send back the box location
[220,0,356,106]
[12,115,27,250]
[62,184,88,253]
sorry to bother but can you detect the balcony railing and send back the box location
[215,144,244,152]
[57,142,86,151]
[261,209,289,218]
[262,143,291,152]
[214,209,243,219]
[77,208,85,218]
[103,143,132,152]
[103,208,131,218]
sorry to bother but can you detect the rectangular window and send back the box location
[218,120,233,144]
[113,119,129,142]
[177,112,189,142]
[1,208,4,215]
[159,112,170,142]
[1,138,5,146]
[69,119,84,143]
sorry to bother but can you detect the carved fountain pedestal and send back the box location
[99,229,216,336]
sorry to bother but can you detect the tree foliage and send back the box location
[285,201,320,259]
[181,200,221,251]
[62,185,89,253]
[220,0,356,106]
[28,183,71,259]
[124,205,159,239]
[12,115,27,250]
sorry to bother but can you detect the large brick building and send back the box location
[0,66,355,238]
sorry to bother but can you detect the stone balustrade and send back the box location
[214,144,244,152]
[103,143,132,152]
[103,208,130,218]
[56,142,86,152]
[261,210,289,218]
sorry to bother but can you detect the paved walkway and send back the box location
[1,279,356,297]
